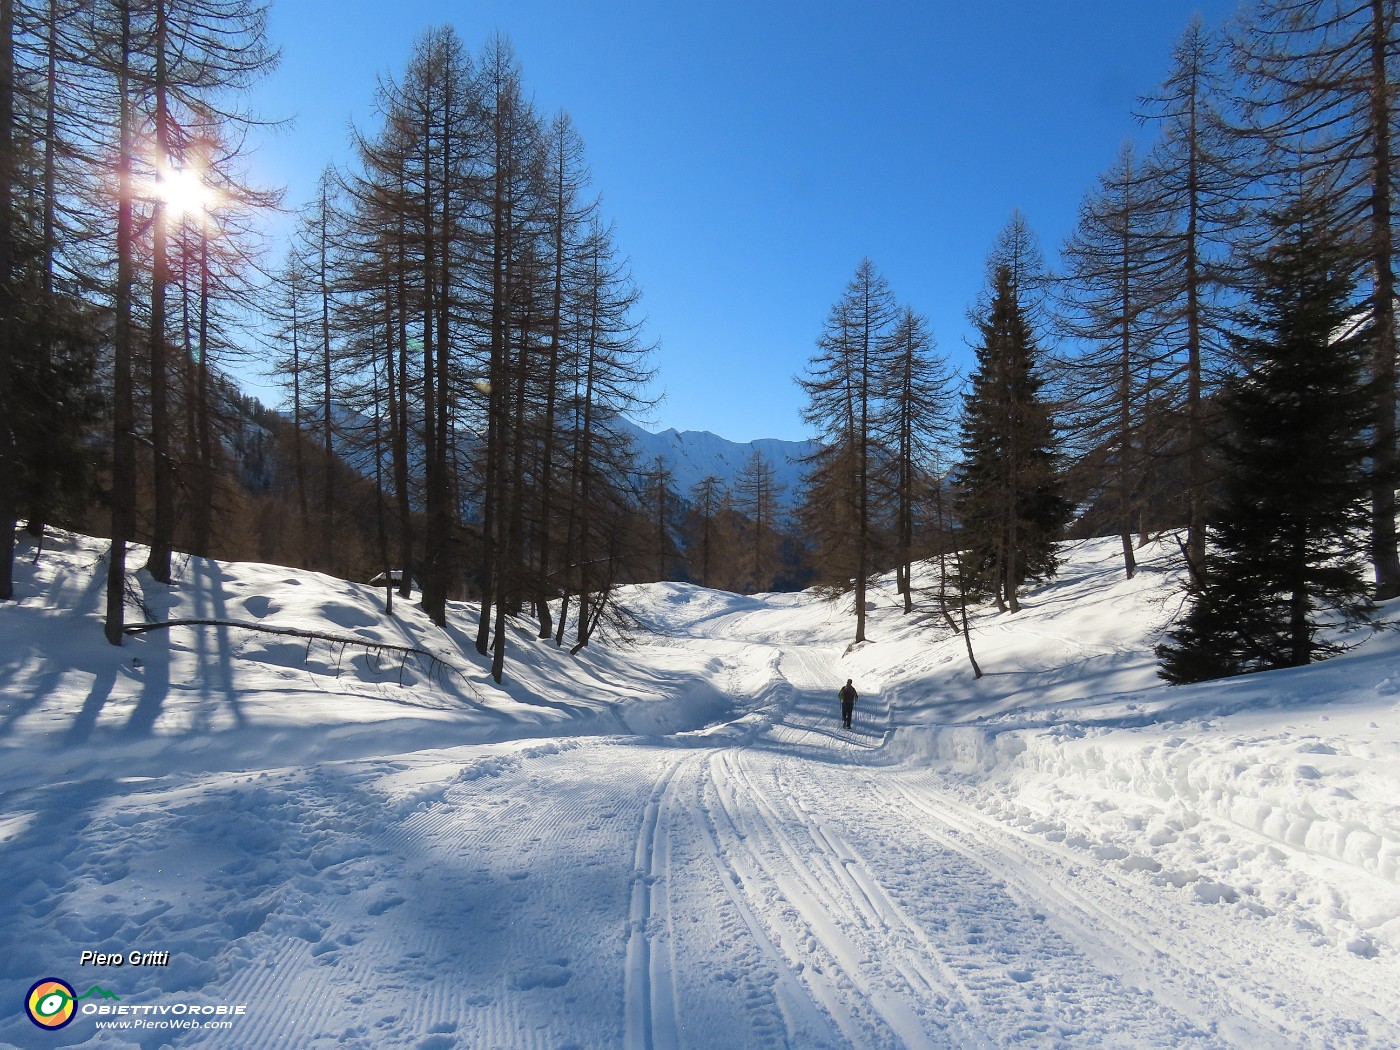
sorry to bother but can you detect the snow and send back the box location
[618,419,817,505]
[1,528,1398,1048]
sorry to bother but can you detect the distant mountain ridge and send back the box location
[619,419,817,506]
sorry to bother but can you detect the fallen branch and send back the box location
[123,618,427,656]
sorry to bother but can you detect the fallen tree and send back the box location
[123,618,467,689]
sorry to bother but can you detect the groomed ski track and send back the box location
[201,594,1393,1049]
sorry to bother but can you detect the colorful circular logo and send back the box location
[26,978,77,1030]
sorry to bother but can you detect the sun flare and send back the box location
[155,163,216,220]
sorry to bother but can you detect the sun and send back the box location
[155,163,216,220]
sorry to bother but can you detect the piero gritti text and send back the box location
[80,950,171,967]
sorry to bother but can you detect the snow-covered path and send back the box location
[2,533,1398,1048]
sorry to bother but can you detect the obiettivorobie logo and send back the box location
[25,978,120,1030]
[23,976,248,1034]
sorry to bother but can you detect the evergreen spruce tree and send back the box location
[1158,190,1376,683]
[956,251,1071,613]
[1231,0,1400,599]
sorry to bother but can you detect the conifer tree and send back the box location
[1232,0,1400,598]
[685,474,726,589]
[1138,15,1251,577]
[642,454,679,581]
[0,0,99,598]
[956,225,1071,614]
[797,259,897,642]
[733,449,786,593]
[1056,142,1178,578]
[1158,188,1376,683]
[876,306,954,613]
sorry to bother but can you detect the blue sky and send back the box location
[245,0,1242,442]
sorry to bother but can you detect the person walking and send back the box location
[838,679,858,729]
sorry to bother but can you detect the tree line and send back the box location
[1,2,1395,688]
[801,1,1397,684]
[0,0,278,634]
[0,5,808,684]
[267,28,669,683]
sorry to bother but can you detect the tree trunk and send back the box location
[106,5,138,645]
[392,177,412,600]
[1367,0,1400,598]
[317,185,335,574]
[189,229,215,559]
[0,0,16,600]
[1117,195,1139,580]
[145,0,174,584]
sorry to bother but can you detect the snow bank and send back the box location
[862,536,1400,960]
[0,530,749,795]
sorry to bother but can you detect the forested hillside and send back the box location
[1,0,1396,692]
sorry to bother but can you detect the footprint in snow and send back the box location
[368,893,405,916]
[509,961,572,990]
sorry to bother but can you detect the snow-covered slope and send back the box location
[619,418,817,505]
[1,530,1397,1048]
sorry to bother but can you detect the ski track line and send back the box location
[706,746,988,1049]
[684,745,845,1048]
[700,748,880,1047]
[776,756,1223,1048]
[740,747,1065,1048]
[625,748,706,1050]
[908,777,1394,1040]
[885,772,1395,1049]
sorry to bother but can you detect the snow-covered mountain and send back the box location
[620,418,818,504]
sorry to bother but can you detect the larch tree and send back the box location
[0,0,98,599]
[99,0,143,645]
[1,0,104,601]
[1137,14,1251,578]
[733,449,786,594]
[642,454,679,581]
[473,33,545,676]
[134,0,278,584]
[1055,141,1179,579]
[876,306,955,613]
[320,28,654,682]
[532,111,596,639]
[686,474,727,589]
[342,68,433,603]
[555,217,656,654]
[798,258,897,643]
[266,247,316,561]
[1,0,24,599]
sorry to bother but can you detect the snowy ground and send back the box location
[1,529,1398,1048]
